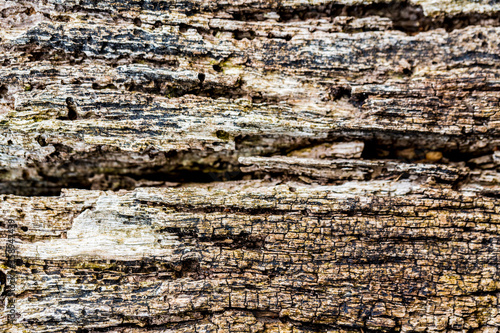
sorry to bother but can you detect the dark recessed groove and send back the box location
[230,1,500,33]
[0,132,496,196]
[54,0,500,34]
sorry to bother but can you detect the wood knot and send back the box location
[66,97,78,120]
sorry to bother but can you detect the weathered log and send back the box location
[0,0,499,332]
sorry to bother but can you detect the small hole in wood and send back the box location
[0,270,6,296]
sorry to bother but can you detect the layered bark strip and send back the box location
[0,0,500,332]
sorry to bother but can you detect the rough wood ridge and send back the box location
[0,0,499,332]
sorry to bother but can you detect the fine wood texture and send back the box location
[0,0,500,332]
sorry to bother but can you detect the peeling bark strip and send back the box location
[0,0,500,332]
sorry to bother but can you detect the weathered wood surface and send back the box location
[0,0,500,332]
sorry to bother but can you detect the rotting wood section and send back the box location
[0,0,499,332]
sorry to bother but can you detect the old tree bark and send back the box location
[1,0,500,331]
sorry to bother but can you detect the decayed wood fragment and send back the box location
[0,0,499,332]
[1,181,500,332]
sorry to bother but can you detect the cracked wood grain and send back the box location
[0,0,499,332]
[1,181,500,332]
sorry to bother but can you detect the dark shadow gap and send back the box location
[231,1,500,34]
